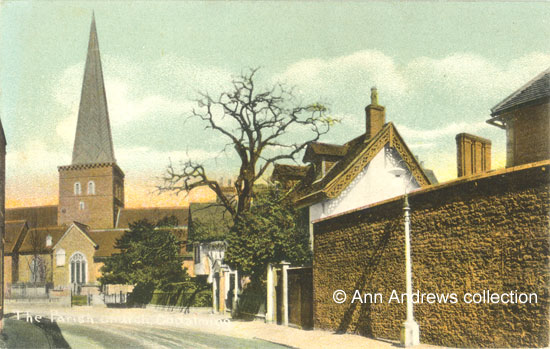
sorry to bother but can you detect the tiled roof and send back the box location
[303,142,347,163]
[423,169,439,185]
[0,118,6,147]
[19,226,66,254]
[272,164,309,182]
[6,206,58,228]
[116,207,188,229]
[491,67,550,116]
[188,203,232,241]
[72,14,116,165]
[5,220,27,254]
[88,230,125,258]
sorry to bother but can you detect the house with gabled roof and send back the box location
[487,67,550,167]
[273,88,436,244]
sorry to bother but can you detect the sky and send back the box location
[1,1,549,208]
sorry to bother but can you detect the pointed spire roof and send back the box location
[72,14,116,165]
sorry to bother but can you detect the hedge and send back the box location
[150,288,211,308]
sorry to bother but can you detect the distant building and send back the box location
[186,202,235,313]
[487,67,550,167]
[4,15,188,296]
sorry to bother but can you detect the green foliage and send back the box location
[150,278,212,308]
[224,186,311,281]
[99,217,191,304]
[237,279,266,317]
[71,295,88,306]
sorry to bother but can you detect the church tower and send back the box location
[58,15,124,229]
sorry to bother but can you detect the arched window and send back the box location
[30,256,45,284]
[79,201,85,210]
[56,248,66,267]
[88,181,95,195]
[74,182,81,195]
[70,252,87,284]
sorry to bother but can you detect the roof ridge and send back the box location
[5,220,27,224]
[491,66,550,115]
[7,205,58,209]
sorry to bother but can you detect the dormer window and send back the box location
[79,201,85,210]
[46,234,52,247]
[74,182,81,195]
[88,181,95,195]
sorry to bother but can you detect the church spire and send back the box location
[72,14,116,165]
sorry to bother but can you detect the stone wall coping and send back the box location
[313,159,550,225]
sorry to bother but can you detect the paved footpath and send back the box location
[5,304,444,348]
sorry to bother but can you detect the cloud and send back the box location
[276,50,407,101]
[404,52,550,104]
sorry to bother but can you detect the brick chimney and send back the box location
[456,133,491,177]
[365,87,386,139]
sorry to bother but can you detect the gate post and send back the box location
[265,263,274,323]
[232,270,238,317]
[212,275,218,313]
[281,262,290,326]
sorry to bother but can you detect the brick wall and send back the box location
[313,161,550,347]
[58,163,124,229]
[53,225,98,288]
[504,102,550,167]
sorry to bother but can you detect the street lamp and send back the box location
[389,166,420,347]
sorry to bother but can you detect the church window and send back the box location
[88,181,95,195]
[79,201,85,210]
[30,256,45,284]
[56,249,66,267]
[70,252,87,284]
[74,182,81,195]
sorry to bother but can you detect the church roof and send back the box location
[5,220,28,254]
[0,118,6,147]
[89,230,125,258]
[491,67,550,116]
[293,122,433,208]
[6,206,58,228]
[72,14,116,165]
[19,226,66,254]
[115,207,189,229]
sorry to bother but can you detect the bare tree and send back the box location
[25,229,45,285]
[161,68,336,222]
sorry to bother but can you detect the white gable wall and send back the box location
[309,145,419,241]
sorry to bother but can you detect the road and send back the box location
[55,322,286,348]
[3,305,288,349]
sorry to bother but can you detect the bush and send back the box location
[150,289,211,308]
[237,279,265,317]
[71,295,87,306]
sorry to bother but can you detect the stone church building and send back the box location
[4,15,188,296]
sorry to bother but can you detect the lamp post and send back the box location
[389,166,420,347]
